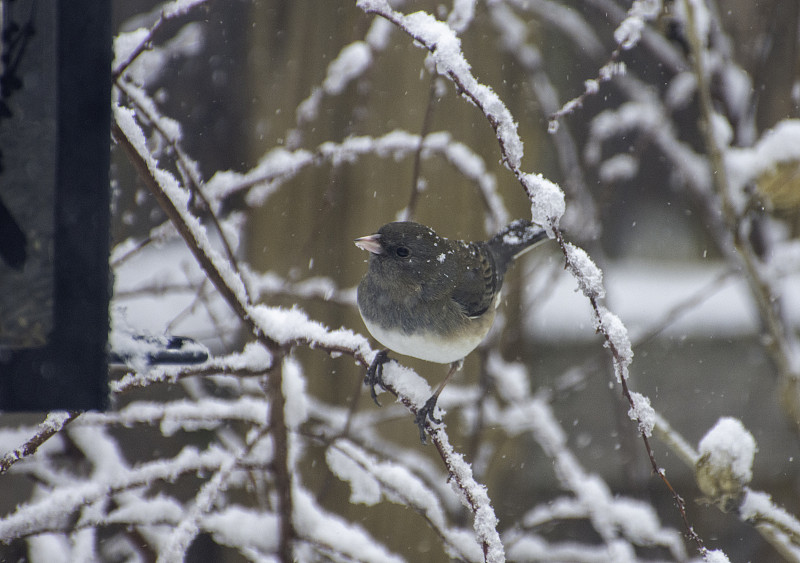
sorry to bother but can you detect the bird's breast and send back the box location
[360,313,492,363]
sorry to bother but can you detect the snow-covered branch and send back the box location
[2,1,797,561]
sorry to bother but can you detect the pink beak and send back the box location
[354,234,383,255]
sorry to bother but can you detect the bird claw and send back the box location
[414,395,442,444]
[364,349,390,406]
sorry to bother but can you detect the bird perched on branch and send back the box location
[354,219,549,442]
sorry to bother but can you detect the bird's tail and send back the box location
[487,219,548,274]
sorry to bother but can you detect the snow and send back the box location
[697,417,756,487]
[292,485,404,563]
[486,351,531,400]
[613,0,661,50]
[711,111,733,148]
[359,2,524,170]
[249,304,372,357]
[597,306,633,366]
[599,61,626,81]
[205,146,315,204]
[598,153,639,183]
[80,397,268,436]
[524,172,566,232]
[726,119,800,191]
[628,392,655,437]
[207,129,508,231]
[436,429,504,562]
[495,396,685,559]
[282,357,309,430]
[326,444,382,505]
[115,22,204,86]
[112,28,150,69]
[111,231,239,354]
[586,100,712,191]
[665,72,697,110]
[116,107,226,293]
[365,16,393,50]
[324,436,486,563]
[324,43,373,94]
[203,507,279,554]
[446,0,476,33]
[161,0,208,19]
[295,40,373,127]
[563,243,605,300]
[28,534,71,563]
[703,548,732,563]
[0,446,229,542]
[739,489,800,539]
[380,360,433,407]
[105,496,184,527]
[525,260,800,342]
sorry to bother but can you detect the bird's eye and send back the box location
[395,246,410,258]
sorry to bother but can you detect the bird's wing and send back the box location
[450,243,498,318]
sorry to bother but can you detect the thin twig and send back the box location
[0,412,80,475]
[265,355,295,562]
[406,74,439,221]
[114,80,251,303]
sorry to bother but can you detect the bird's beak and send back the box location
[354,233,383,255]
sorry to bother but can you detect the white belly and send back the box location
[360,314,488,364]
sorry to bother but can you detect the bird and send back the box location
[354,219,549,442]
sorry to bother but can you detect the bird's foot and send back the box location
[364,349,391,406]
[414,394,442,444]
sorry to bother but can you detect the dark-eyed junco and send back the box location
[354,219,548,442]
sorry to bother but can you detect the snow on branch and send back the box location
[112,70,510,563]
[293,484,404,562]
[326,438,484,561]
[113,0,209,81]
[695,417,756,508]
[358,0,525,171]
[0,412,79,475]
[113,104,375,363]
[8,2,794,561]
[357,2,714,556]
[0,446,230,542]
[548,0,661,131]
[487,391,686,560]
[158,427,270,562]
[652,415,800,558]
[205,130,509,231]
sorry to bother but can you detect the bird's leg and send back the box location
[415,359,463,443]
[365,349,391,406]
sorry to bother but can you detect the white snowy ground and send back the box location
[524,258,800,343]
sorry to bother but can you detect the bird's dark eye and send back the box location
[395,246,410,258]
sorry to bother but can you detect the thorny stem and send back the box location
[552,227,707,552]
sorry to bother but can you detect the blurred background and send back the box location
[2,0,799,561]
[112,0,800,560]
